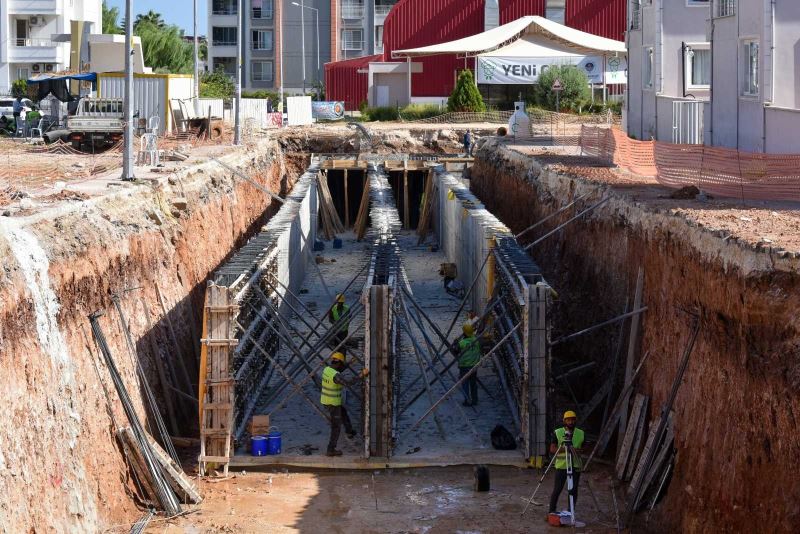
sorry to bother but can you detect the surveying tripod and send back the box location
[521,431,581,526]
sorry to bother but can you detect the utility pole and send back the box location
[121,0,134,181]
[300,0,306,95]
[193,0,199,114]
[233,0,242,145]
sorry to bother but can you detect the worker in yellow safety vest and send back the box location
[327,293,350,353]
[549,410,585,514]
[320,352,368,456]
[452,323,481,406]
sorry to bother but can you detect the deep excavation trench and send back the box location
[470,139,800,533]
[0,127,466,531]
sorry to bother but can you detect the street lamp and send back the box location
[292,1,319,94]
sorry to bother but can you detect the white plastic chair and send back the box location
[30,118,46,139]
[137,133,160,166]
[147,115,160,134]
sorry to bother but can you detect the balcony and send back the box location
[374,4,395,17]
[8,0,57,14]
[9,38,62,63]
[211,0,238,15]
[341,2,365,19]
[342,40,364,51]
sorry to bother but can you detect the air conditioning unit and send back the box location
[30,16,42,26]
[45,64,54,72]
[32,64,41,72]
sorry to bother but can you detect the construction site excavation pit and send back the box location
[202,152,550,471]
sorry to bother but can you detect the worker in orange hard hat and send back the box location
[327,293,350,354]
[548,410,585,517]
[320,352,368,457]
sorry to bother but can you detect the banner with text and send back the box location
[311,101,346,120]
[477,56,604,84]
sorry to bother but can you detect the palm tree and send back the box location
[101,1,122,34]
[134,10,166,31]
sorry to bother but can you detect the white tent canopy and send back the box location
[392,15,625,59]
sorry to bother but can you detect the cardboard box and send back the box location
[247,415,270,436]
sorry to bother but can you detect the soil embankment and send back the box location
[471,140,800,533]
[0,137,300,531]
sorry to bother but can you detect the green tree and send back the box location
[135,21,193,73]
[447,69,485,113]
[533,64,591,112]
[200,69,235,99]
[101,1,122,34]
[134,10,166,30]
[11,79,27,98]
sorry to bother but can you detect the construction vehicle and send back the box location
[44,97,124,150]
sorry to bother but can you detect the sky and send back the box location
[106,0,208,35]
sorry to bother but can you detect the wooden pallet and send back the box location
[199,283,239,476]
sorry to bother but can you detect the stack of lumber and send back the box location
[353,175,371,240]
[317,171,344,240]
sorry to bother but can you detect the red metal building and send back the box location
[326,0,626,110]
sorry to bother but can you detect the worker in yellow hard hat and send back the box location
[548,410,585,516]
[320,352,368,457]
[451,322,481,406]
[327,293,350,354]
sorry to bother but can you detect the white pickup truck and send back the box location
[45,97,124,150]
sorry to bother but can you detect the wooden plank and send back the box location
[623,398,650,481]
[637,415,675,504]
[117,427,159,505]
[344,168,350,228]
[627,412,665,497]
[615,394,647,480]
[618,267,644,450]
[145,433,203,504]
[403,162,410,229]
[199,455,232,464]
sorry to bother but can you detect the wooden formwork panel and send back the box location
[199,283,238,475]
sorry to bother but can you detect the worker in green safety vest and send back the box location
[327,293,350,353]
[453,323,481,406]
[549,410,585,515]
[320,352,368,457]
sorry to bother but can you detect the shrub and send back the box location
[11,79,27,99]
[447,70,485,113]
[400,104,442,121]
[199,69,234,99]
[533,64,590,112]
[242,90,280,102]
[363,106,399,121]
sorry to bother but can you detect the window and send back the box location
[716,0,735,17]
[375,25,384,46]
[643,47,653,89]
[212,27,237,46]
[631,0,641,30]
[212,0,237,15]
[212,57,236,76]
[252,0,273,19]
[342,29,363,51]
[252,30,273,50]
[742,40,758,96]
[252,61,273,82]
[685,44,710,89]
[687,0,709,5]
[545,0,565,25]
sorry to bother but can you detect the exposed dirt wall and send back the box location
[0,139,297,532]
[471,140,800,533]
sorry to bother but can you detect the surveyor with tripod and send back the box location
[548,410,585,519]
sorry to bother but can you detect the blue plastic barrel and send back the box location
[267,430,282,455]
[251,436,268,456]
[333,238,343,249]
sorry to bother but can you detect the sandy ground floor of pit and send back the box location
[145,466,623,534]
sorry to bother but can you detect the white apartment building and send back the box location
[626,0,800,154]
[207,0,397,93]
[0,0,101,94]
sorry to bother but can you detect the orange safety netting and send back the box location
[580,126,800,202]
